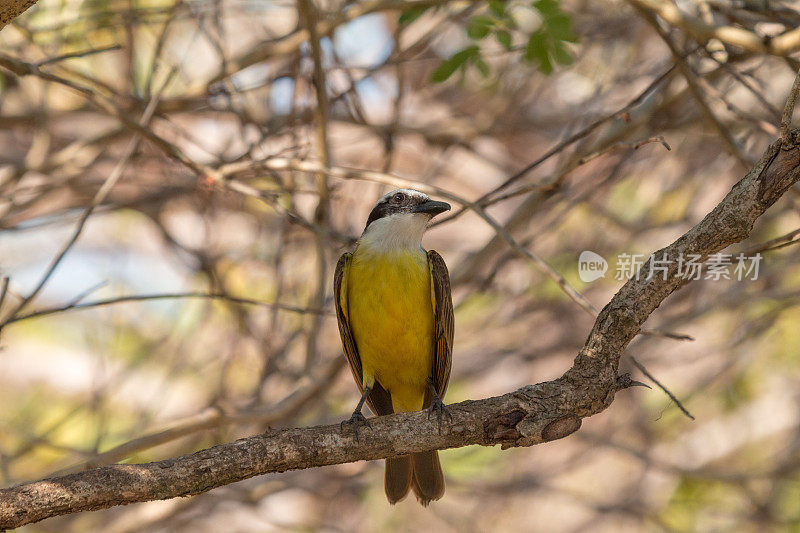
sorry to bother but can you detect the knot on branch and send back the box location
[483,409,525,448]
[780,128,800,151]
[757,136,800,207]
[541,416,582,442]
[482,408,583,450]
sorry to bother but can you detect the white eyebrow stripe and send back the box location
[378,188,430,204]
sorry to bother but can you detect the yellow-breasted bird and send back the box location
[333,188,454,505]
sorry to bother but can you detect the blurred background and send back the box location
[2,0,800,531]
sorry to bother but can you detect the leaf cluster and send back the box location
[401,0,577,83]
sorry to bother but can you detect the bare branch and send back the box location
[3,291,330,326]
[635,6,753,166]
[2,125,800,528]
[0,68,174,328]
[34,45,122,67]
[442,61,680,217]
[781,68,800,143]
[209,0,480,84]
[50,358,345,477]
[297,0,332,372]
[628,0,800,56]
[630,357,695,420]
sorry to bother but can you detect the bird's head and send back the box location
[359,189,451,250]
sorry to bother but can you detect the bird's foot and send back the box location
[340,410,371,442]
[427,396,453,435]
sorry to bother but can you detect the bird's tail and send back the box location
[384,452,445,505]
[384,455,412,503]
[410,450,445,506]
[382,385,445,505]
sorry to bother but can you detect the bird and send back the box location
[333,188,454,505]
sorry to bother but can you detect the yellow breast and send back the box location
[347,246,433,413]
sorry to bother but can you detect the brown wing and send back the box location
[333,253,362,389]
[428,250,454,398]
[333,252,394,415]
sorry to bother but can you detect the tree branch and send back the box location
[0,0,37,31]
[2,127,800,528]
[628,0,800,56]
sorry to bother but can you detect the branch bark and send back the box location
[0,0,37,31]
[2,130,800,528]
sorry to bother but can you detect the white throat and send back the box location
[358,213,429,254]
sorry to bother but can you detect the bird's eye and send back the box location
[392,192,406,204]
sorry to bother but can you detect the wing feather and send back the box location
[334,253,363,390]
[334,252,394,415]
[428,250,454,398]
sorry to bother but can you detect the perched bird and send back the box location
[333,188,454,505]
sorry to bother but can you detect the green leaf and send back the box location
[524,31,544,61]
[475,57,491,77]
[431,60,460,83]
[431,46,480,82]
[451,45,480,63]
[488,0,506,16]
[534,0,560,18]
[495,30,513,49]
[553,41,573,65]
[467,17,493,39]
[546,14,575,42]
[525,31,552,73]
[399,6,430,24]
[538,51,553,73]
[467,24,491,39]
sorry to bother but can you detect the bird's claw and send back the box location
[340,411,370,442]
[427,397,453,435]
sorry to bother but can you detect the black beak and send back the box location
[412,200,451,217]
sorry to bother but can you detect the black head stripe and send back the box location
[365,202,392,231]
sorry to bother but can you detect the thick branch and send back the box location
[2,131,800,528]
[0,0,37,31]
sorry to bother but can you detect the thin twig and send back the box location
[473,62,680,204]
[221,157,693,342]
[48,357,345,477]
[0,53,213,178]
[220,157,599,316]
[65,281,109,308]
[0,66,176,328]
[297,0,332,372]
[741,227,800,256]
[487,136,672,206]
[636,7,753,167]
[631,357,695,420]
[4,292,330,325]
[576,136,671,166]
[0,277,9,314]
[35,44,122,66]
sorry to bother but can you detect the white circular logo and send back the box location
[578,251,607,282]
